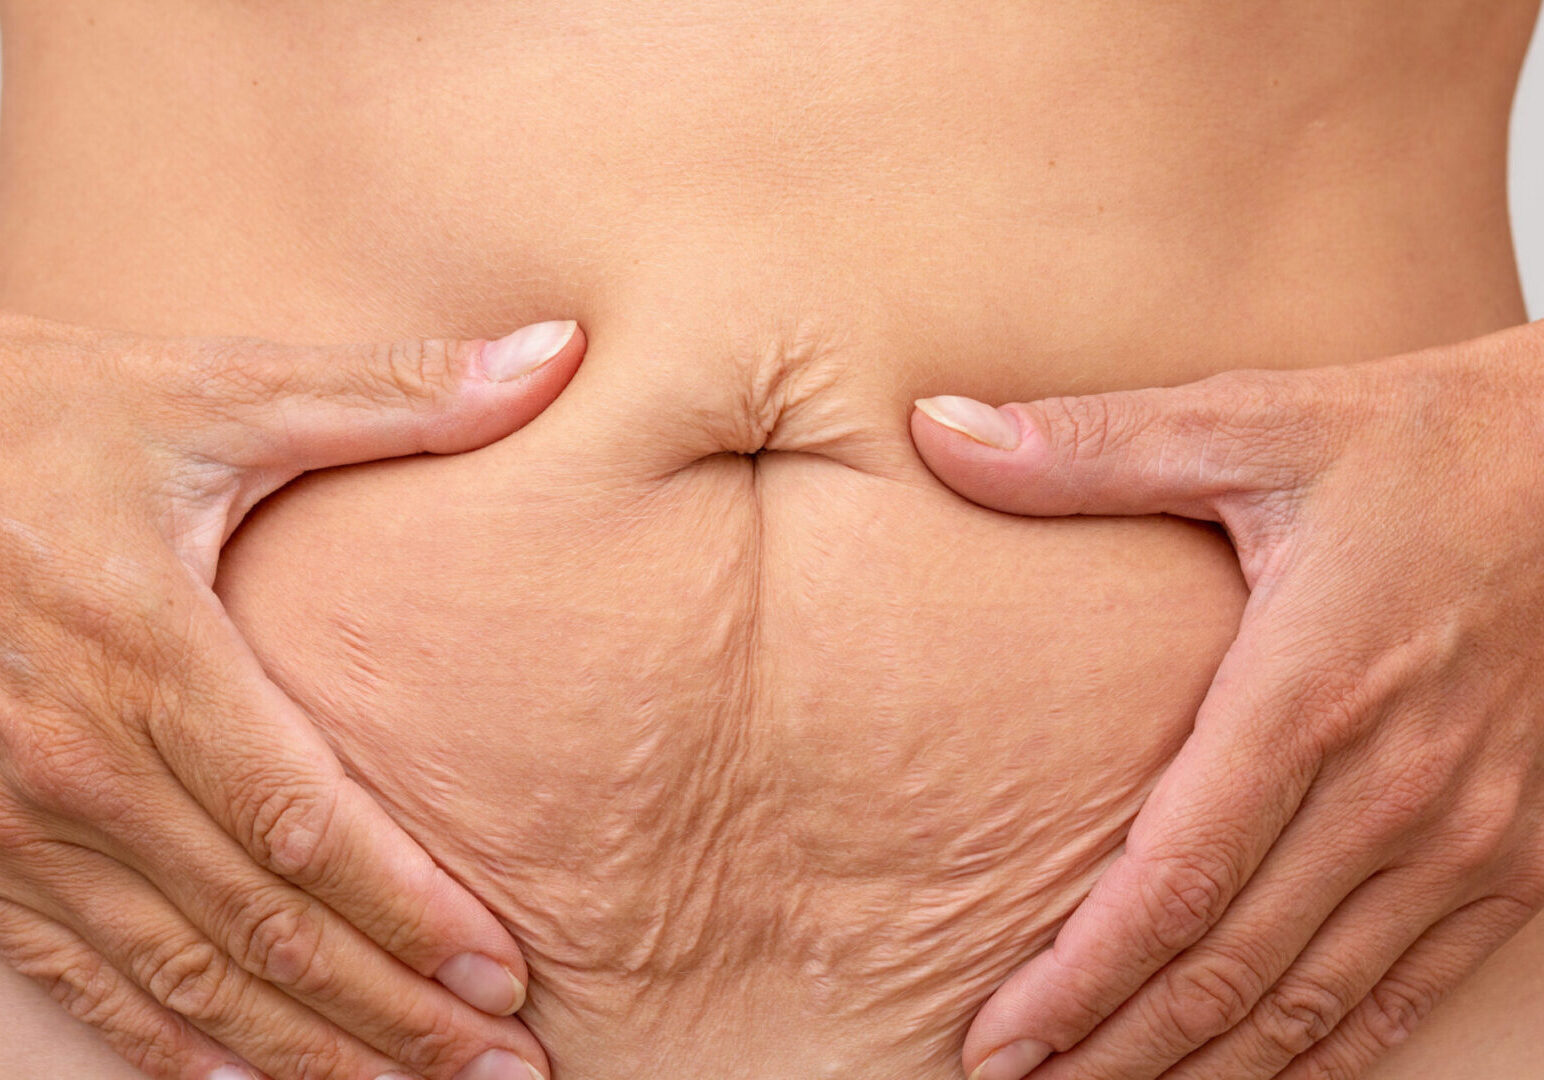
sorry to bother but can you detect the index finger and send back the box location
[963,628,1325,1079]
[149,600,530,1018]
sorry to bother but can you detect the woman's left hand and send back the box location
[910,319,1544,1080]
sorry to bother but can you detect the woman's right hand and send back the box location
[0,311,585,1080]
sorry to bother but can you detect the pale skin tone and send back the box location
[0,312,586,1080]
[913,319,1544,1080]
[0,0,1542,1078]
[9,305,1544,1080]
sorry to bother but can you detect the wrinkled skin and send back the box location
[914,320,1544,1080]
[211,314,1251,1080]
[2,0,1541,1076]
[0,311,585,1080]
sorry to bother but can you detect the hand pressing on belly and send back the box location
[0,312,583,1080]
[911,318,1544,1080]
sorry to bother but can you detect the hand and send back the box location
[910,320,1544,1080]
[0,312,585,1080]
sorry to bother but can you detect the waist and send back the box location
[1,4,1538,1072]
[214,399,1246,1077]
[0,0,1532,356]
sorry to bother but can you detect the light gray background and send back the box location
[1514,20,1544,317]
[0,21,1540,317]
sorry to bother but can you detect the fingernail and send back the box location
[453,1048,545,1080]
[915,395,1021,450]
[206,1067,259,1080]
[436,952,526,1015]
[480,320,577,381]
[967,1039,1054,1080]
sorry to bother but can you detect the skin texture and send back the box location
[213,354,1248,1079]
[911,322,1544,1080]
[0,0,1542,1077]
[0,313,586,1080]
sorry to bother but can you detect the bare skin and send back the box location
[0,310,587,1080]
[0,1,1541,1078]
[913,323,1544,1080]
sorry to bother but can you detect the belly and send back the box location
[0,0,1538,1076]
[214,323,1246,1076]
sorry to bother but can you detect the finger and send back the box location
[162,319,586,483]
[87,784,548,1079]
[0,897,257,1080]
[1278,895,1533,1080]
[963,629,1323,1080]
[15,841,548,1080]
[1159,866,1461,1080]
[1019,766,1413,1080]
[139,605,533,1020]
[910,368,1332,520]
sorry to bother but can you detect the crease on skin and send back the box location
[217,318,1240,1078]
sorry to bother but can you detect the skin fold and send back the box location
[0,312,588,1080]
[911,324,1544,1080]
[213,346,1247,1078]
[0,0,1542,1077]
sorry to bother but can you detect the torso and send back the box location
[0,1,1540,1076]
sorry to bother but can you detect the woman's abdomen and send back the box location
[2,1,1537,1073]
[214,318,1248,1078]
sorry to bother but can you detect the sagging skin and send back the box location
[0,0,1541,1078]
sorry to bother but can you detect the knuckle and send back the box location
[233,780,337,884]
[3,706,176,832]
[1371,752,1455,838]
[1253,978,1345,1059]
[1287,667,1373,756]
[233,895,333,993]
[0,715,120,820]
[0,908,200,1071]
[1192,382,1279,470]
[1363,979,1431,1049]
[392,1013,465,1072]
[138,940,234,1019]
[0,717,81,815]
[41,957,199,1079]
[1439,793,1516,876]
[371,339,458,406]
[1445,820,1511,876]
[26,945,119,1024]
[46,955,115,1020]
[288,1034,354,1080]
[39,954,200,1080]
[1046,393,1121,464]
[109,1013,197,1079]
[1137,852,1235,954]
[1153,955,1262,1045]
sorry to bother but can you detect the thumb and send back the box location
[169,318,586,476]
[910,372,1304,519]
